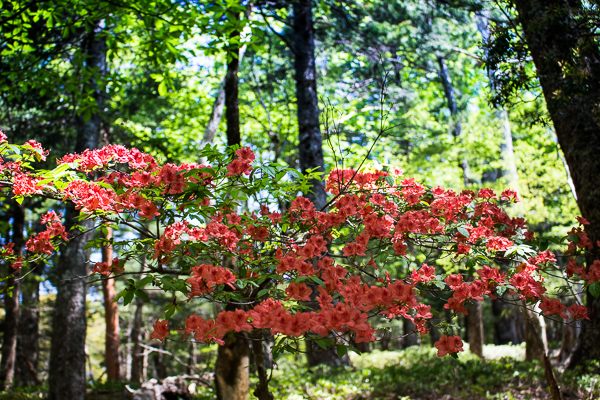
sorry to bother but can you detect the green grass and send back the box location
[194,344,599,400]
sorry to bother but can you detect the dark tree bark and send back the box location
[153,341,168,380]
[48,21,106,400]
[130,297,145,384]
[131,230,148,384]
[467,301,484,358]
[15,259,44,387]
[492,298,524,345]
[101,228,120,381]
[48,207,92,400]
[437,56,470,186]
[402,318,420,348]
[251,331,273,400]
[293,0,348,368]
[215,7,251,398]
[509,0,600,368]
[0,201,24,389]
[215,331,249,400]
[293,0,326,211]
[225,43,240,148]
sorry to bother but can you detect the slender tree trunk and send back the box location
[524,306,548,362]
[559,319,575,363]
[214,8,250,399]
[15,257,44,387]
[201,78,226,150]
[187,339,197,375]
[402,319,420,348]
[101,228,120,381]
[509,0,600,369]
[153,341,167,380]
[48,21,106,400]
[225,17,241,148]
[293,0,347,367]
[293,0,326,211]
[437,56,470,186]
[498,110,520,190]
[492,297,523,345]
[467,301,484,358]
[0,201,24,389]
[131,230,148,384]
[251,331,273,400]
[130,297,144,384]
[476,12,520,192]
[200,45,249,160]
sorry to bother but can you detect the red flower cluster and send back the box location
[226,147,255,176]
[187,264,237,297]
[3,139,595,360]
[434,335,464,357]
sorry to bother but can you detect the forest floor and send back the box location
[2,344,599,399]
[195,344,599,400]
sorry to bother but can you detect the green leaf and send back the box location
[123,290,134,306]
[457,226,470,238]
[158,81,168,96]
[136,276,154,289]
[590,283,600,298]
[134,290,149,301]
[315,339,331,349]
[165,305,176,319]
[336,345,348,358]
[539,239,549,251]
[257,289,269,298]
[384,176,395,186]
[310,276,326,288]
[497,285,507,296]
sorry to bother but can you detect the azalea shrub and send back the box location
[0,133,595,366]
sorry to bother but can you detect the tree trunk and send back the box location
[201,78,226,150]
[251,331,273,400]
[437,56,470,186]
[48,21,106,400]
[402,318,420,348]
[293,0,347,367]
[293,0,327,211]
[215,332,250,400]
[131,229,148,384]
[467,301,484,358]
[524,307,548,362]
[214,8,251,398]
[187,339,197,375]
[559,320,575,364]
[130,297,144,384]
[153,341,167,380]
[0,201,24,389]
[509,0,600,369]
[101,228,120,381]
[199,45,249,162]
[225,12,241,148]
[476,12,520,191]
[15,258,44,387]
[492,298,523,345]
